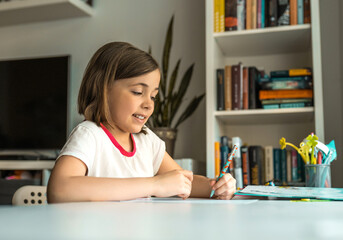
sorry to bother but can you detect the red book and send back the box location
[231,63,243,110]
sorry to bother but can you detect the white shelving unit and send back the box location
[0,0,94,27]
[205,0,324,178]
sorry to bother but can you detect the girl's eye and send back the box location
[132,91,142,95]
[151,96,156,101]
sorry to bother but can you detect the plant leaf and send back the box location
[173,94,205,129]
[170,63,194,122]
[161,15,174,98]
[167,59,181,99]
[148,45,152,55]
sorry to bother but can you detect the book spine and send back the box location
[246,0,252,29]
[231,64,242,110]
[270,68,312,77]
[268,0,278,27]
[248,67,259,109]
[257,0,262,28]
[260,80,312,90]
[215,142,220,177]
[232,137,243,188]
[277,0,290,26]
[225,0,237,31]
[224,66,232,110]
[243,67,249,109]
[219,0,225,32]
[259,89,313,100]
[261,98,313,104]
[273,148,281,184]
[291,149,298,181]
[249,146,259,185]
[264,145,274,182]
[220,145,229,170]
[303,0,311,24]
[261,0,265,28]
[290,0,297,25]
[297,153,305,182]
[257,146,265,185]
[237,0,246,30]
[280,149,287,185]
[241,146,250,187]
[251,0,257,29]
[216,69,225,110]
[287,150,292,183]
[270,76,312,82]
[214,0,219,32]
[297,0,304,24]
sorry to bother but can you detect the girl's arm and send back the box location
[47,155,192,203]
[158,152,236,199]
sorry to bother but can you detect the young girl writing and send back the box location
[47,42,236,203]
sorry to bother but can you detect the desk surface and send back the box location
[1,198,343,240]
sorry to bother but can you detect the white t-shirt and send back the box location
[58,121,165,178]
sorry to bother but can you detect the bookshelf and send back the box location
[205,0,324,178]
[0,0,94,27]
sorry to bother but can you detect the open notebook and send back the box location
[235,185,343,201]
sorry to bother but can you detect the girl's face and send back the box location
[107,69,160,134]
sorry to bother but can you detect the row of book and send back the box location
[215,137,306,188]
[259,68,313,109]
[214,0,311,33]
[216,65,313,110]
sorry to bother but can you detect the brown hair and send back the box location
[78,42,159,128]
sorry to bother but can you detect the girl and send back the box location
[47,42,236,203]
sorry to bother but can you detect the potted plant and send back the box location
[148,15,205,157]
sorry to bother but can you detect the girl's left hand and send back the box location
[210,173,236,200]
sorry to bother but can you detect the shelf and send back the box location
[0,0,94,27]
[214,107,314,125]
[0,161,55,170]
[214,24,311,57]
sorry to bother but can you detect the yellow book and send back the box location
[214,0,219,32]
[289,69,312,76]
[218,0,225,32]
[214,142,220,177]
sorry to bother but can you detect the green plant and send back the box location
[148,15,205,129]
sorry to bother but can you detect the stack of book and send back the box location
[214,0,311,33]
[215,139,306,187]
[259,68,313,109]
[216,63,262,111]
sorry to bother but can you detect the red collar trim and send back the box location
[100,123,136,157]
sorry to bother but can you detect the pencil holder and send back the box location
[305,164,331,188]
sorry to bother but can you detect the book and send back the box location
[273,148,281,184]
[261,98,313,105]
[280,149,287,185]
[242,67,249,109]
[214,142,220,177]
[297,0,304,24]
[260,80,312,90]
[219,0,225,32]
[290,0,297,25]
[291,149,298,182]
[246,0,253,29]
[237,0,246,30]
[264,145,274,182]
[241,146,250,187]
[231,63,243,110]
[251,0,257,29]
[277,0,290,25]
[262,101,313,109]
[248,67,261,109]
[220,136,229,170]
[270,68,312,77]
[224,65,232,110]
[267,76,312,82]
[225,0,237,31]
[232,137,243,188]
[259,89,313,100]
[249,146,265,185]
[267,0,278,27]
[216,69,225,110]
[257,0,262,28]
[261,0,265,28]
[303,0,311,24]
[214,0,220,32]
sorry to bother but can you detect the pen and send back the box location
[210,145,238,198]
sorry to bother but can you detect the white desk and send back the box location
[0,199,343,240]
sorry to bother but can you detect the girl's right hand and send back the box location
[152,169,193,199]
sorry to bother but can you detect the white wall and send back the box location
[319,0,343,187]
[0,0,206,170]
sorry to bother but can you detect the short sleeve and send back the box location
[145,127,166,175]
[57,125,97,171]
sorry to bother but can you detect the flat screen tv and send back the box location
[0,56,69,155]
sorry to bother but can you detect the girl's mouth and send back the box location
[133,114,146,120]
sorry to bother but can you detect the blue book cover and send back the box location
[261,0,265,28]
[297,0,304,24]
[280,149,287,185]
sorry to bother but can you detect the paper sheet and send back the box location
[120,197,258,204]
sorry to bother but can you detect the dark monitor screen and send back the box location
[0,56,69,150]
